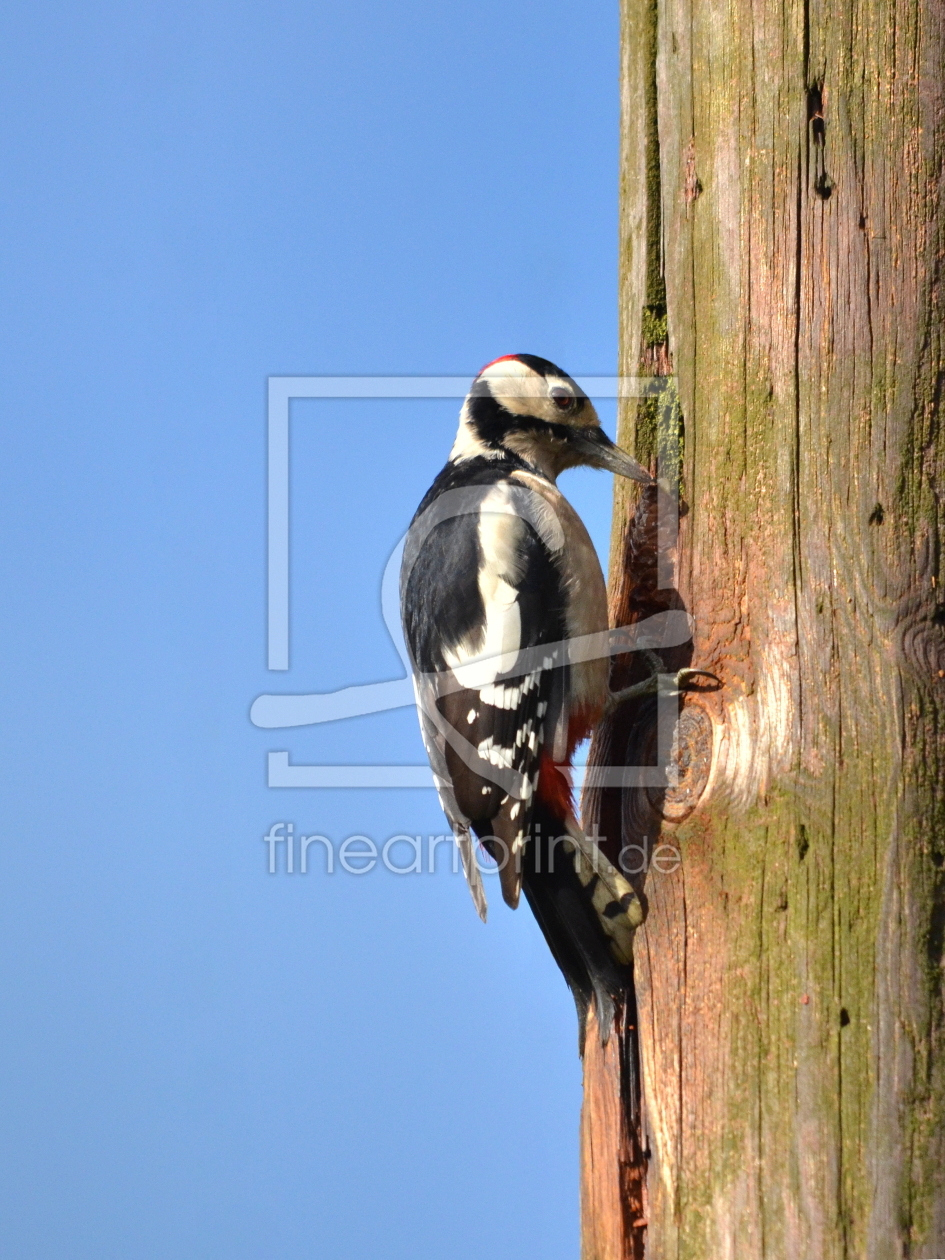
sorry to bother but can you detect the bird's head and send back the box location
[449,353,652,484]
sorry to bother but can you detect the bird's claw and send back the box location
[604,664,717,717]
[667,667,717,695]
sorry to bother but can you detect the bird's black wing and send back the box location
[401,465,568,916]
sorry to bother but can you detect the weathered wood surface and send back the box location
[582,0,945,1255]
[580,999,648,1260]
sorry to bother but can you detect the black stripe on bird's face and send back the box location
[466,391,586,450]
[465,392,650,481]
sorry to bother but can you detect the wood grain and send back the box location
[582,0,945,1254]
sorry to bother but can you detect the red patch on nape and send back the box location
[536,750,574,819]
[476,353,521,377]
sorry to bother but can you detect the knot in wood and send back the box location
[648,704,713,821]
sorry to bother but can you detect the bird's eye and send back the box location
[551,388,574,412]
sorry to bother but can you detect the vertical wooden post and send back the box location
[582,0,945,1254]
[580,998,648,1260]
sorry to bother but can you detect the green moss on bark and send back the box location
[608,0,945,1252]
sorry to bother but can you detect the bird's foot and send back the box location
[604,651,716,718]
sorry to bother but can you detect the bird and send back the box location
[400,353,671,1046]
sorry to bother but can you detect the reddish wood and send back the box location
[579,1001,648,1260]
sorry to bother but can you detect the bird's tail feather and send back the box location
[520,801,638,1053]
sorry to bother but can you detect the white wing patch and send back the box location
[406,481,568,918]
[442,488,528,689]
[476,736,516,769]
[444,579,521,688]
[478,668,542,709]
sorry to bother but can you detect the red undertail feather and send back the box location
[536,705,603,819]
[536,750,573,819]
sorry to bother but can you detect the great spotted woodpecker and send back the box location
[400,354,655,1042]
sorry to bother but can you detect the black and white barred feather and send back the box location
[400,355,651,1043]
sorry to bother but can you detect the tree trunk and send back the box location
[581,0,945,1255]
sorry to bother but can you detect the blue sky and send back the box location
[0,2,620,1256]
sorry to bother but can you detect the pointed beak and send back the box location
[572,427,653,483]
